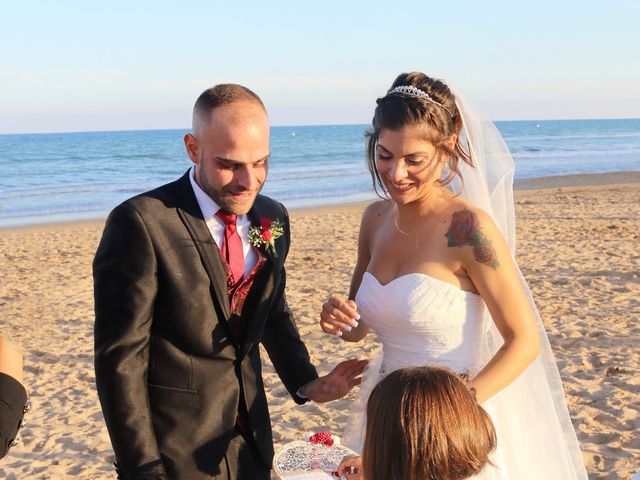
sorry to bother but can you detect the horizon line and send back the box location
[1,116,639,136]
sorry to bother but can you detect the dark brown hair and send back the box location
[366,72,473,197]
[192,83,265,136]
[362,366,496,480]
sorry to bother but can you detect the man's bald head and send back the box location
[192,84,266,138]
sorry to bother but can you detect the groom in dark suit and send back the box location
[93,84,366,480]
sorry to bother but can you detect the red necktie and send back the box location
[215,210,245,285]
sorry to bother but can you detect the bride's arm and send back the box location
[452,208,540,404]
[319,202,383,341]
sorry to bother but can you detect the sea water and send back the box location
[0,119,639,227]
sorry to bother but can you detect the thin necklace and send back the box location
[391,203,420,249]
[391,186,450,248]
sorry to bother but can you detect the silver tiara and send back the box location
[387,85,453,118]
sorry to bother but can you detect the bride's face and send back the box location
[375,126,445,205]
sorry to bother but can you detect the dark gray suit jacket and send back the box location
[93,171,318,479]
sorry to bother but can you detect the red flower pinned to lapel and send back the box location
[249,217,284,258]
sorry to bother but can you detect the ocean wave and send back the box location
[275,149,363,162]
[0,202,107,219]
[268,166,367,181]
[269,187,372,200]
[513,148,640,160]
[0,183,157,200]
[505,131,640,142]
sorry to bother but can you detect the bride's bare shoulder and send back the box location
[440,196,493,225]
[441,198,507,271]
[357,200,390,245]
[361,199,391,225]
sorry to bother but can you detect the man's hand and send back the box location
[299,359,368,403]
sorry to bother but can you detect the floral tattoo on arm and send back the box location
[445,209,500,270]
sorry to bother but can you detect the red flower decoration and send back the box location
[249,217,284,259]
[473,244,499,269]
[446,209,480,246]
[260,217,273,229]
[309,431,335,446]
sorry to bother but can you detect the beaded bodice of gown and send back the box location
[356,271,487,375]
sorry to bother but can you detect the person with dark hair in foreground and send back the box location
[0,335,28,459]
[337,366,496,480]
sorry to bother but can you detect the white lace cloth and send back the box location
[273,440,356,477]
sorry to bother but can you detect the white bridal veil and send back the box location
[449,86,588,479]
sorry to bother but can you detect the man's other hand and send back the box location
[299,359,368,403]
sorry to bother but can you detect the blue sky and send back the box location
[1,0,639,133]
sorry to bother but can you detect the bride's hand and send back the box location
[320,294,360,336]
[337,454,363,478]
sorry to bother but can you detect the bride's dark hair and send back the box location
[362,366,496,480]
[366,72,473,197]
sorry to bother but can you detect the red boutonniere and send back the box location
[249,218,284,258]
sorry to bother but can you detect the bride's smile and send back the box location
[375,126,450,206]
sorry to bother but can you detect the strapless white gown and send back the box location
[343,271,586,479]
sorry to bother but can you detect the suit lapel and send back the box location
[241,202,277,356]
[247,202,275,275]
[175,172,232,320]
[174,181,284,355]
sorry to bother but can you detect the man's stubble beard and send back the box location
[197,156,263,215]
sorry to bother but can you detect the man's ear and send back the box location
[184,133,200,164]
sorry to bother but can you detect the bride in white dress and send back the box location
[320,72,587,479]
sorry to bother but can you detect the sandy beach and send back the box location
[0,172,638,479]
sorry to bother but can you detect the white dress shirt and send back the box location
[189,167,259,276]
